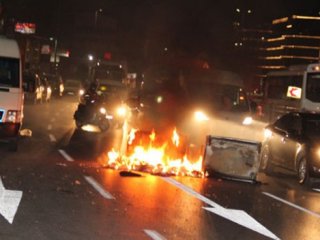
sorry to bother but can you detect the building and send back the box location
[259,15,320,73]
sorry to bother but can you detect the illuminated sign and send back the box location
[14,22,36,34]
[287,86,301,99]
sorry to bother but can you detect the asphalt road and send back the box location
[0,96,320,240]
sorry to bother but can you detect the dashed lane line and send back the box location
[263,192,320,219]
[144,229,167,240]
[84,176,115,200]
[49,134,56,142]
[58,149,74,162]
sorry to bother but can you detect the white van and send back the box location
[0,36,24,151]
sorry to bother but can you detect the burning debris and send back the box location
[105,128,204,177]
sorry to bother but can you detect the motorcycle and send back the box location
[73,92,111,132]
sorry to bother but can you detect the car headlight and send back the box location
[194,111,209,122]
[156,96,163,103]
[106,114,113,120]
[100,107,107,115]
[264,128,272,139]
[242,116,253,125]
[79,89,85,96]
[116,106,127,117]
[6,110,21,123]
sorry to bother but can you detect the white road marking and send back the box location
[49,134,56,142]
[312,188,320,193]
[263,192,320,219]
[84,176,115,200]
[58,149,74,162]
[144,229,167,240]
[0,178,23,224]
[162,177,279,240]
[47,124,52,130]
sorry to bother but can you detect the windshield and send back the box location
[306,73,320,102]
[0,57,20,88]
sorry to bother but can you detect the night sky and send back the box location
[4,0,320,70]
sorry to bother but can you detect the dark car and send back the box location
[260,111,320,184]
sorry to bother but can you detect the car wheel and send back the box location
[260,144,273,174]
[298,157,309,184]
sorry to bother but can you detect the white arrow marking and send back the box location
[0,178,23,224]
[162,177,279,240]
[203,207,279,239]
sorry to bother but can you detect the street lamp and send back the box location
[94,8,103,29]
[88,54,94,61]
[88,54,95,80]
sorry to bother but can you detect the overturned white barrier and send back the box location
[203,136,261,182]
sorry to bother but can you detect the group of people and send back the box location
[23,72,64,104]
[33,74,51,104]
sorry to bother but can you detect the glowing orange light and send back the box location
[149,129,156,142]
[105,128,204,177]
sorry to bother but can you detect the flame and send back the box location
[172,128,179,147]
[149,129,156,142]
[106,128,204,177]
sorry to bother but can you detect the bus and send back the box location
[0,36,24,151]
[262,63,320,123]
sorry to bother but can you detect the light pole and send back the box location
[94,8,103,30]
[50,37,58,73]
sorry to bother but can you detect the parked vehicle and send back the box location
[63,79,83,96]
[0,36,24,151]
[260,111,320,184]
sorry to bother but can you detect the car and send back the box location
[63,79,83,96]
[260,111,320,184]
